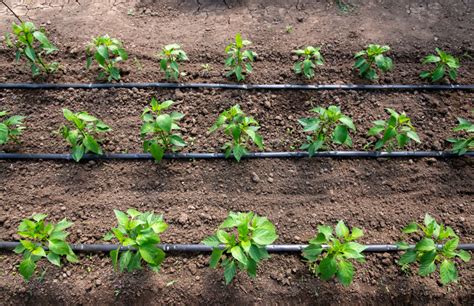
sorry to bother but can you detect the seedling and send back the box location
[209,104,263,161]
[285,25,293,33]
[420,49,460,82]
[4,22,58,76]
[103,209,168,272]
[157,44,188,80]
[14,214,78,281]
[86,35,128,81]
[140,98,186,162]
[354,44,393,80]
[201,63,212,72]
[303,221,366,287]
[298,106,355,156]
[367,108,420,151]
[0,111,26,145]
[292,46,324,79]
[202,212,278,284]
[397,214,471,285]
[59,109,111,162]
[224,33,257,81]
[447,116,473,155]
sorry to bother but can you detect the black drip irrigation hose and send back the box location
[0,83,473,91]
[0,242,473,253]
[0,151,472,161]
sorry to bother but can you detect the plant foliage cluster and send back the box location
[11,212,470,287]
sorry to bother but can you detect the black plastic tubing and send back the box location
[0,151,472,161]
[0,83,473,91]
[1,242,473,253]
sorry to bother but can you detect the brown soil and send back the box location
[0,0,473,305]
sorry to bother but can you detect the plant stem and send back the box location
[1,0,23,23]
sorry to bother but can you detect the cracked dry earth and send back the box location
[0,0,473,305]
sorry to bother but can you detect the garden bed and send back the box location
[0,0,473,304]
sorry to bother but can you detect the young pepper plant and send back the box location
[0,111,26,145]
[367,108,420,151]
[447,117,473,155]
[103,209,168,272]
[59,109,111,162]
[397,214,471,285]
[420,48,460,82]
[14,214,78,281]
[202,212,278,284]
[292,46,324,79]
[157,44,188,80]
[354,44,393,80]
[302,221,366,287]
[86,35,128,81]
[4,22,59,76]
[209,104,263,161]
[140,98,186,162]
[224,33,257,81]
[298,106,356,156]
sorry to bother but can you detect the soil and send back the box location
[0,0,473,305]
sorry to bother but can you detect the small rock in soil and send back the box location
[251,172,260,183]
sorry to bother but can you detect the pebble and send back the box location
[251,172,260,183]
[267,177,274,183]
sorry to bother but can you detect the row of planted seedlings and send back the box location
[1,99,473,161]
[11,210,472,286]
[4,21,464,83]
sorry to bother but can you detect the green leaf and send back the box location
[319,256,337,280]
[71,145,85,162]
[231,246,248,266]
[302,244,323,261]
[399,249,417,265]
[83,135,101,154]
[431,65,445,82]
[31,246,46,257]
[335,220,349,238]
[119,250,132,272]
[139,244,165,266]
[336,260,354,287]
[415,238,436,252]
[224,260,237,285]
[456,250,471,262]
[233,143,246,162]
[402,222,418,234]
[156,114,172,133]
[333,125,348,144]
[406,130,420,143]
[114,210,129,227]
[148,141,164,162]
[47,252,61,266]
[419,251,437,276]
[19,257,36,281]
[202,235,221,247]
[48,239,70,255]
[209,248,223,268]
[252,228,278,245]
[24,46,36,62]
[439,259,457,285]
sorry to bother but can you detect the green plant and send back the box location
[298,106,356,156]
[420,49,460,82]
[0,111,25,145]
[157,44,188,80]
[201,63,212,72]
[224,33,257,81]
[447,117,473,155]
[140,98,186,162]
[293,46,324,79]
[367,108,420,151]
[103,209,168,272]
[59,109,111,162]
[209,104,263,161]
[202,212,278,284]
[397,214,471,285]
[303,221,366,287]
[13,214,78,281]
[4,22,58,76]
[354,44,393,80]
[285,25,293,33]
[86,35,128,81]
